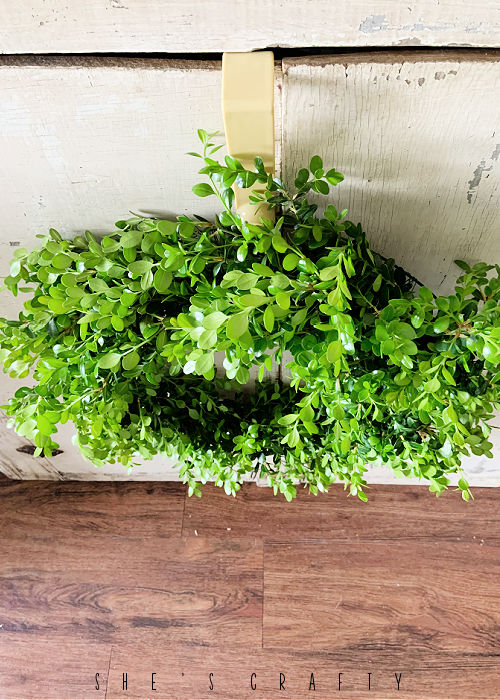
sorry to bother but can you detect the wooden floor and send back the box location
[1,478,500,699]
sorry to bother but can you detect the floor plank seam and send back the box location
[180,483,187,536]
[261,539,265,650]
[105,644,113,700]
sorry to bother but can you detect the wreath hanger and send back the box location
[221,51,276,224]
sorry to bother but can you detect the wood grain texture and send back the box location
[1,1,499,53]
[183,483,500,541]
[0,533,262,647]
[282,52,500,296]
[0,637,110,699]
[264,540,500,657]
[1,480,500,698]
[0,479,185,537]
[106,644,500,699]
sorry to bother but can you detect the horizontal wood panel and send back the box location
[2,479,500,698]
[1,1,499,52]
[0,637,110,699]
[4,635,498,699]
[264,540,500,656]
[183,483,500,541]
[106,645,500,699]
[282,52,500,296]
[0,533,262,646]
[0,479,185,536]
[0,56,223,295]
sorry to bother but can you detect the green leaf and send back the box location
[278,414,298,426]
[312,180,329,195]
[295,168,309,187]
[121,229,143,248]
[439,439,453,458]
[271,234,288,253]
[157,220,178,236]
[235,273,260,290]
[325,169,344,185]
[433,316,450,333]
[419,286,433,303]
[252,262,273,276]
[276,292,290,310]
[141,269,154,290]
[226,313,248,340]
[319,266,337,281]
[310,155,323,173]
[411,312,424,329]
[283,253,299,271]
[198,329,217,349]
[235,366,250,384]
[299,404,314,422]
[120,291,137,307]
[153,269,172,293]
[196,353,214,374]
[372,274,382,292]
[442,366,456,385]
[263,305,275,333]
[326,340,342,363]
[122,351,140,370]
[88,278,109,293]
[203,312,227,330]
[375,324,390,341]
[53,253,72,270]
[111,315,124,331]
[240,294,268,308]
[37,413,54,436]
[225,155,243,171]
[192,183,214,197]
[341,435,351,454]
[424,376,441,393]
[98,352,122,369]
[128,260,153,275]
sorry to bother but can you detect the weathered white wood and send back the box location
[281,51,500,488]
[0,57,223,293]
[1,1,499,52]
[0,57,281,480]
[282,52,500,295]
[1,53,499,484]
[0,414,63,479]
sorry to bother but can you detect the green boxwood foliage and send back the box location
[1,129,499,501]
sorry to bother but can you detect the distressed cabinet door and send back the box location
[0,53,499,481]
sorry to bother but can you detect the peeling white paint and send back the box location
[467,145,500,203]
[0,2,499,51]
[359,14,390,33]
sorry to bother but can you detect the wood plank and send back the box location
[1,480,500,698]
[0,1,499,53]
[0,412,62,479]
[0,56,282,480]
[0,637,111,699]
[106,644,500,699]
[183,483,500,541]
[264,540,500,657]
[282,52,500,296]
[0,56,223,300]
[0,479,185,537]
[0,533,262,647]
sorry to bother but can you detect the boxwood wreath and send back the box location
[1,130,499,501]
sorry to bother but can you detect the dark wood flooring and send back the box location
[1,477,500,699]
